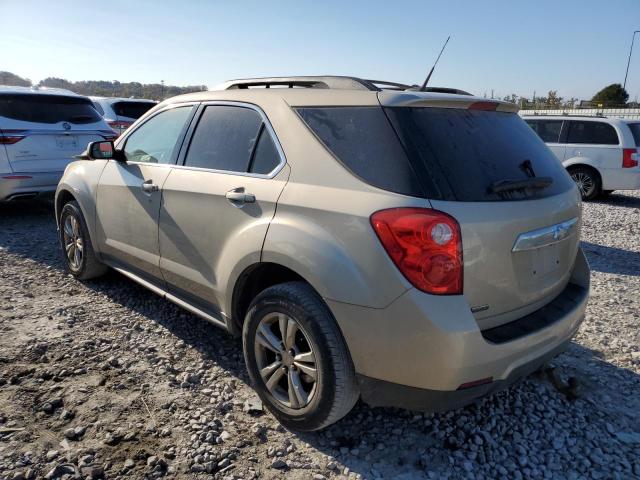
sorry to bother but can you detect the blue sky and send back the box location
[1,0,639,101]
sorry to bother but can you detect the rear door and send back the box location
[383,103,580,329]
[95,104,196,283]
[159,103,288,315]
[0,93,111,173]
[563,120,620,168]
[525,119,566,161]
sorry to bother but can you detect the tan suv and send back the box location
[55,76,590,431]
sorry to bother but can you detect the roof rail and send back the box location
[521,113,608,118]
[218,76,471,94]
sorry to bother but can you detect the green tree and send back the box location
[546,90,563,107]
[0,71,32,86]
[591,84,629,106]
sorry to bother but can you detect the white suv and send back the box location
[90,97,157,135]
[0,86,116,202]
[524,115,640,200]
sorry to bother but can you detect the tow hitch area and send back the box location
[537,365,580,400]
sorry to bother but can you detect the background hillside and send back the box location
[0,71,206,100]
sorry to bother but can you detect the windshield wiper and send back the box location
[489,176,553,194]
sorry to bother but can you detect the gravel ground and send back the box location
[0,192,639,480]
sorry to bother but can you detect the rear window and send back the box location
[566,121,619,145]
[386,107,575,201]
[525,119,563,143]
[627,123,640,146]
[0,94,102,124]
[296,107,424,197]
[297,106,574,201]
[113,101,155,120]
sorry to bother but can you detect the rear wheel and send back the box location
[59,201,108,280]
[242,282,359,431]
[568,166,601,200]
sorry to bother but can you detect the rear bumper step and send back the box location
[481,282,588,344]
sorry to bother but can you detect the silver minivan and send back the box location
[55,76,590,430]
[525,115,640,199]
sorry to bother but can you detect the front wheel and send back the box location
[242,282,359,431]
[569,166,601,200]
[59,201,108,280]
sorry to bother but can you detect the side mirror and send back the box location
[75,141,126,161]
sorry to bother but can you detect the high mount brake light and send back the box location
[622,148,638,168]
[468,101,498,111]
[370,208,463,295]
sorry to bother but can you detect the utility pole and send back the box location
[160,80,165,100]
[624,31,640,91]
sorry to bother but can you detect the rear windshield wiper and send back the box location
[489,177,553,194]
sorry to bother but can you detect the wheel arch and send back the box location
[230,262,310,334]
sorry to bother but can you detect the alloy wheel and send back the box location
[254,312,318,409]
[63,214,83,271]
[571,172,595,198]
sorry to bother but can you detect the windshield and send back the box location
[628,123,640,147]
[0,94,102,124]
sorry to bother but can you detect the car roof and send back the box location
[89,96,157,104]
[0,85,84,97]
[163,85,518,112]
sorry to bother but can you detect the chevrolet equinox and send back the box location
[55,76,590,431]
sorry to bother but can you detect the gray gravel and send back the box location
[0,192,638,479]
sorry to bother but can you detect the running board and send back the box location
[110,265,228,330]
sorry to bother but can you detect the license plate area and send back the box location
[529,243,561,277]
[55,135,78,149]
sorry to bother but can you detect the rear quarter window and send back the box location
[566,121,619,145]
[627,123,640,146]
[295,107,424,197]
[0,94,102,124]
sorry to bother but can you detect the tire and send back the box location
[242,281,359,431]
[59,201,108,280]
[568,166,601,201]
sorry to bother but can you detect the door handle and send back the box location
[225,187,255,206]
[142,180,159,193]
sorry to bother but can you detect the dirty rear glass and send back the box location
[298,105,575,201]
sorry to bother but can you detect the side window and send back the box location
[566,121,619,145]
[184,105,262,172]
[124,106,193,164]
[93,101,104,116]
[526,120,562,143]
[249,127,280,174]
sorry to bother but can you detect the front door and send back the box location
[159,104,288,315]
[95,105,195,282]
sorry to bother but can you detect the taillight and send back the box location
[622,148,638,168]
[0,130,27,144]
[107,120,132,131]
[370,208,463,295]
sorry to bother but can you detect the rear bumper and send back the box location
[600,167,640,191]
[0,171,63,201]
[357,339,569,412]
[326,247,589,411]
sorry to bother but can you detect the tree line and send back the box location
[0,71,206,100]
[1,71,636,107]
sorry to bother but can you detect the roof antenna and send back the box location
[420,36,450,91]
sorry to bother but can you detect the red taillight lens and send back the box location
[622,148,638,168]
[107,120,132,130]
[0,130,27,144]
[371,208,463,295]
